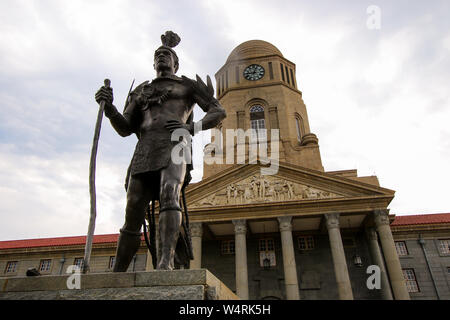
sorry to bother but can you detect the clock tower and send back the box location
[203,40,324,179]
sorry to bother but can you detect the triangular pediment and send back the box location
[186,162,394,209]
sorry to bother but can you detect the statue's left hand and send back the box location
[165,120,195,135]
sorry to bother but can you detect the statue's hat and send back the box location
[157,31,181,59]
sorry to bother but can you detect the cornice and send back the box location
[217,81,302,100]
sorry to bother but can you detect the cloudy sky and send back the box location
[0,0,449,241]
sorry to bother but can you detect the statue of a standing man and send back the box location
[95,31,226,271]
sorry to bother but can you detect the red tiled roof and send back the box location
[391,213,450,226]
[1,213,449,250]
[0,234,120,250]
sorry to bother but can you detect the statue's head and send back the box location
[154,31,180,74]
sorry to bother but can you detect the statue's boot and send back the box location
[113,229,141,272]
[157,209,182,270]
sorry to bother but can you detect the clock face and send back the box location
[243,64,265,81]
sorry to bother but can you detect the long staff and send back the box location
[83,79,110,273]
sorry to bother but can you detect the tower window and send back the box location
[285,66,290,85]
[280,63,285,82]
[250,105,266,141]
[268,62,274,80]
[217,77,221,95]
[235,66,240,84]
[221,74,225,93]
[226,70,229,89]
[290,69,296,87]
[295,114,304,143]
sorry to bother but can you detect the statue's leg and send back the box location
[113,173,153,272]
[157,162,186,270]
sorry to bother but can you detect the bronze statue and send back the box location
[95,31,226,271]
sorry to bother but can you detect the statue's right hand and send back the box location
[95,86,114,106]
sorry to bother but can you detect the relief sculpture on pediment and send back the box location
[190,174,343,208]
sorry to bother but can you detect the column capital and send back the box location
[277,216,293,232]
[365,227,378,241]
[324,212,340,229]
[232,219,247,235]
[373,209,390,227]
[190,222,203,237]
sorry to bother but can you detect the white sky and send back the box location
[0,0,449,241]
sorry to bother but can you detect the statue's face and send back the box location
[154,48,177,73]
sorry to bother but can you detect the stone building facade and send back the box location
[1,40,449,300]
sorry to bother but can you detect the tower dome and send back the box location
[226,40,283,63]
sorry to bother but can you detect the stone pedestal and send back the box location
[0,269,238,300]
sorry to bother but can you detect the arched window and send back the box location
[250,105,266,140]
[295,114,304,143]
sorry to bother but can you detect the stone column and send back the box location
[373,210,410,300]
[232,219,249,299]
[324,213,354,300]
[190,222,203,269]
[277,216,300,300]
[365,227,393,300]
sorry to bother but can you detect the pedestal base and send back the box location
[0,269,238,300]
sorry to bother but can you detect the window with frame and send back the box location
[259,239,275,252]
[250,105,266,141]
[109,256,116,270]
[298,236,314,251]
[74,258,84,271]
[402,269,419,293]
[221,240,235,255]
[5,261,18,273]
[39,259,52,272]
[438,239,450,255]
[395,241,409,256]
[259,239,276,267]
